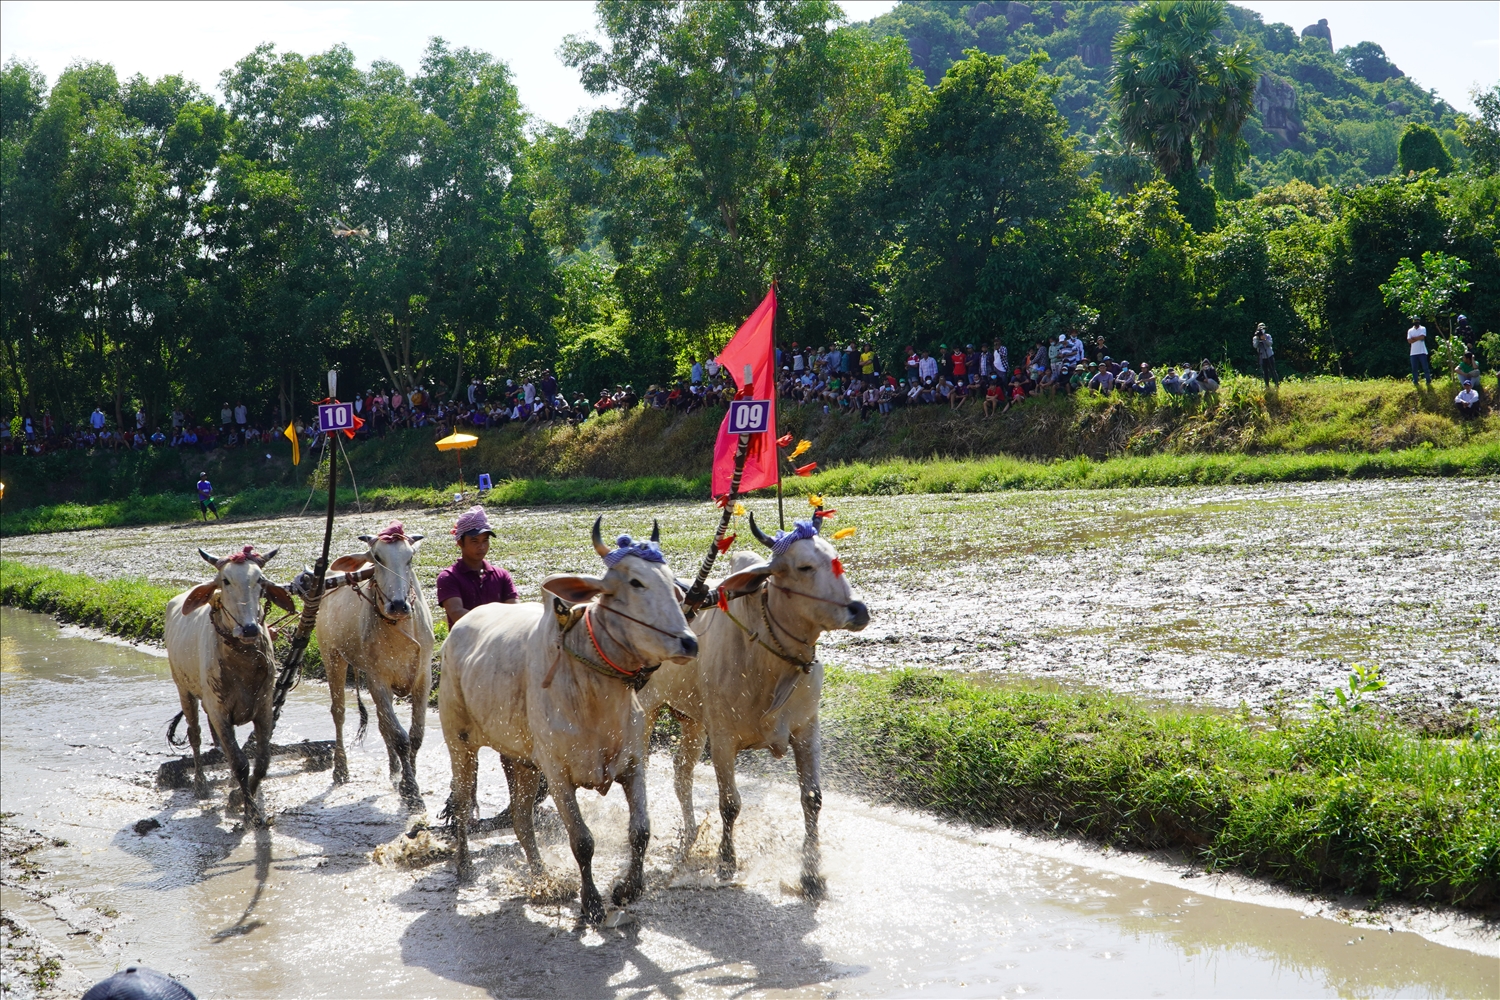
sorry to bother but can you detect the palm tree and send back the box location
[1112,0,1258,228]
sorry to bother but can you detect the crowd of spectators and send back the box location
[774,336,1228,416]
[5,322,1489,457]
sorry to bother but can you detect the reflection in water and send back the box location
[1,606,1496,999]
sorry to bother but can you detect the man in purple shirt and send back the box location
[435,506,517,627]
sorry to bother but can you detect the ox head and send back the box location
[357,521,425,620]
[541,516,697,665]
[184,545,294,640]
[720,512,869,634]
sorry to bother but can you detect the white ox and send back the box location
[316,524,434,810]
[639,513,868,897]
[165,546,296,826]
[439,518,697,924]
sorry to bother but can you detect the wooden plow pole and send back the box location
[682,431,751,622]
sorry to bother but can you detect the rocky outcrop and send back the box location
[1254,74,1303,147]
[1300,18,1332,47]
[1078,43,1110,67]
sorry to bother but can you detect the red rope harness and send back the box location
[584,607,638,677]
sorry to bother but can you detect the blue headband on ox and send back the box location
[771,519,820,560]
[603,535,666,568]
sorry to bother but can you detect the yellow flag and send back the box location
[284,422,300,466]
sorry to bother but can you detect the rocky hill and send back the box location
[859,1,1466,190]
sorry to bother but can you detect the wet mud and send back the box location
[5,478,1496,715]
[2,608,1497,998]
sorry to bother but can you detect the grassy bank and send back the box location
[4,558,1494,909]
[5,440,1496,536]
[3,375,1496,515]
[0,559,328,678]
[823,668,1498,909]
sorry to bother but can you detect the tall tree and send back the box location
[559,1,917,350]
[875,52,1092,350]
[1112,0,1257,230]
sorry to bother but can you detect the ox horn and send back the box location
[747,512,776,550]
[198,548,222,568]
[812,508,826,530]
[591,515,610,558]
[651,519,660,543]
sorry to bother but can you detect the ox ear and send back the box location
[329,554,370,573]
[261,581,297,615]
[716,562,773,597]
[198,548,223,569]
[182,583,216,615]
[541,574,607,606]
[253,547,278,566]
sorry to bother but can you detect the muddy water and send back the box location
[2,608,1495,999]
[5,479,1496,715]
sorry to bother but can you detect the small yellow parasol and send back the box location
[435,431,479,494]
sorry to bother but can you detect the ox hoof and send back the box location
[611,878,643,908]
[192,780,209,799]
[579,894,606,927]
[456,861,476,886]
[332,767,350,786]
[800,873,827,900]
[715,860,738,882]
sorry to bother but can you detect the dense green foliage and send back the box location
[3,1,1497,430]
[823,668,1499,906]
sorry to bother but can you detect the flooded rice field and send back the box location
[2,607,1496,999]
[5,478,1497,714]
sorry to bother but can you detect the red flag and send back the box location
[711,287,778,497]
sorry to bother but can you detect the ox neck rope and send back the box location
[208,594,266,646]
[348,554,423,648]
[716,586,817,672]
[554,601,660,691]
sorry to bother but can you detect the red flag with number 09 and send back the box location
[711,288,778,497]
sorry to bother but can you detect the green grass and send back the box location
[822,668,1499,908]
[4,555,1494,908]
[0,558,328,678]
[4,441,1495,536]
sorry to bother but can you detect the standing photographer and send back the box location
[1252,323,1280,387]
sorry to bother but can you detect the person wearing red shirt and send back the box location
[435,506,518,628]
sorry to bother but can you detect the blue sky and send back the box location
[1,1,1495,121]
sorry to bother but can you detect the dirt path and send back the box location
[6,478,1496,715]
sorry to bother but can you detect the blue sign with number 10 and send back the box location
[317,402,355,434]
[727,399,770,434]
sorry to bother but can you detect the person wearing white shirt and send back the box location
[90,407,106,431]
[992,344,1009,377]
[1407,318,1431,389]
[1455,380,1479,418]
[918,352,939,380]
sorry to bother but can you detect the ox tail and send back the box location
[166,711,187,748]
[353,672,369,744]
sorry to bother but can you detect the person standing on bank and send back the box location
[195,473,219,521]
[1252,323,1280,387]
[436,506,518,627]
[1408,317,1431,390]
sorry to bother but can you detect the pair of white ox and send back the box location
[440,514,868,925]
[164,532,434,826]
